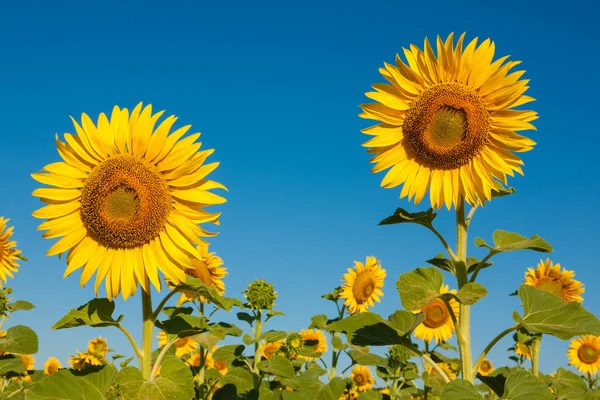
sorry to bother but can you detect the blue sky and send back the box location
[0,0,598,379]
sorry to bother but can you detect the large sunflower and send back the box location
[0,217,23,286]
[567,335,600,375]
[32,103,225,300]
[176,247,227,306]
[360,33,537,209]
[339,256,385,314]
[413,285,459,343]
[524,259,584,303]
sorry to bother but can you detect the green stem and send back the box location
[530,335,541,377]
[117,324,143,368]
[456,201,473,382]
[428,224,457,261]
[253,310,263,373]
[141,288,154,381]
[469,252,495,283]
[473,325,519,374]
[151,337,178,379]
[152,288,178,320]
[409,345,451,383]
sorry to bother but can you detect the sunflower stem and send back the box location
[152,288,178,320]
[530,335,541,377]
[455,201,473,382]
[409,345,451,384]
[117,324,143,368]
[151,337,177,379]
[141,288,154,381]
[253,309,263,373]
[473,325,520,375]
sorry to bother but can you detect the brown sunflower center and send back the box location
[403,83,490,169]
[578,344,599,364]
[354,374,365,385]
[480,360,492,373]
[352,271,376,303]
[536,279,564,298]
[422,299,450,329]
[214,359,227,371]
[80,154,171,249]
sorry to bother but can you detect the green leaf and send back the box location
[347,349,388,366]
[26,369,105,399]
[0,326,38,354]
[221,367,255,394]
[309,315,329,330]
[0,355,25,376]
[266,310,285,319]
[547,367,594,400]
[491,182,516,198]
[155,315,209,338]
[194,323,242,350]
[322,287,342,302]
[426,253,455,274]
[388,310,424,335]
[466,257,494,274]
[500,369,554,399]
[297,376,345,400]
[160,307,193,318]
[257,355,294,378]
[242,334,255,345]
[73,365,117,395]
[259,330,287,343]
[120,357,134,368]
[173,277,242,311]
[475,230,553,253]
[358,391,383,400]
[379,207,437,227]
[440,379,482,399]
[452,282,488,305]
[331,336,346,350]
[212,384,238,400]
[326,313,405,346]
[397,267,444,311]
[213,345,245,362]
[114,359,194,400]
[51,299,121,330]
[237,312,255,326]
[513,285,600,339]
[10,301,35,312]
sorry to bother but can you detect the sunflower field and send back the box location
[0,23,599,400]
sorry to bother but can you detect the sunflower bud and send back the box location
[388,344,414,369]
[245,278,277,310]
[0,287,13,317]
[285,332,304,353]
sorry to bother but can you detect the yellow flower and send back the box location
[44,357,62,375]
[157,331,197,357]
[0,217,23,286]
[413,285,459,343]
[515,343,531,359]
[567,335,600,375]
[32,103,226,300]
[524,259,584,303]
[298,329,328,361]
[204,346,228,375]
[259,340,283,359]
[69,350,105,370]
[360,33,537,209]
[350,365,375,392]
[429,363,456,380]
[339,256,385,314]
[176,248,227,306]
[88,337,108,356]
[339,389,359,399]
[478,359,494,376]
[186,352,201,367]
[11,354,35,383]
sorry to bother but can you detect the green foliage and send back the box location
[0,355,25,376]
[221,367,255,394]
[347,347,388,366]
[501,369,554,399]
[9,300,35,312]
[449,282,488,305]
[379,207,437,227]
[475,230,553,253]
[440,379,482,399]
[513,285,600,339]
[327,312,414,346]
[213,344,246,362]
[114,359,194,400]
[546,368,595,400]
[0,326,38,354]
[257,355,295,378]
[173,277,242,311]
[155,314,209,339]
[26,365,117,400]
[357,391,383,400]
[397,267,444,311]
[52,299,121,330]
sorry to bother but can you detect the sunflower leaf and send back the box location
[213,344,246,362]
[491,182,516,198]
[326,312,412,346]
[451,282,488,305]
[397,267,444,311]
[257,355,294,378]
[546,367,594,400]
[501,369,554,399]
[259,330,287,343]
[347,348,388,367]
[51,298,121,330]
[0,326,38,354]
[475,231,553,253]
[357,391,383,400]
[0,355,25,376]
[379,207,437,227]
[513,285,600,339]
[309,314,329,329]
[221,367,256,394]
[173,277,242,311]
[427,253,455,274]
[466,257,493,274]
[155,314,210,338]
[26,369,105,400]
[297,376,345,400]
[115,359,195,400]
[161,307,193,318]
[9,300,35,312]
[440,379,482,399]
[322,287,343,302]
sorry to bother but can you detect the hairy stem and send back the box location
[151,337,177,379]
[152,288,178,320]
[456,201,473,382]
[141,288,154,381]
[531,335,541,377]
[473,325,520,374]
[429,224,457,261]
[117,324,143,368]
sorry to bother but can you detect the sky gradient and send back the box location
[0,0,598,378]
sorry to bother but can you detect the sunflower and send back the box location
[298,329,328,361]
[350,365,375,392]
[32,103,226,300]
[176,248,227,306]
[413,285,459,343]
[259,340,283,359]
[360,33,537,209]
[478,359,494,376]
[157,330,197,357]
[88,337,108,356]
[429,362,457,380]
[69,350,105,370]
[204,346,228,375]
[524,259,584,303]
[339,256,386,314]
[0,217,24,286]
[44,357,62,375]
[567,335,600,375]
[515,343,531,359]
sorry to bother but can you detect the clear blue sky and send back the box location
[0,0,598,378]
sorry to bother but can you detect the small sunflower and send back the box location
[350,365,375,392]
[524,259,584,303]
[515,343,531,359]
[413,285,459,343]
[0,217,24,287]
[176,248,227,306]
[69,350,105,370]
[429,362,457,380]
[157,331,197,357]
[567,335,600,375]
[360,33,537,209]
[478,359,494,376]
[44,357,62,375]
[88,337,108,356]
[298,329,328,361]
[204,346,228,375]
[32,103,226,300]
[340,256,385,314]
[259,340,283,359]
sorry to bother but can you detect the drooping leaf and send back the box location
[513,285,600,339]
[475,231,552,253]
[212,384,238,400]
[257,355,294,378]
[51,299,121,330]
[266,310,285,319]
[379,207,437,227]
[426,253,455,274]
[0,326,38,354]
[114,359,194,400]
[237,312,255,326]
[466,257,494,274]
[72,364,117,395]
[491,182,516,198]
[440,379,482,399]
[357,391,383,400]
[546,367,594,400]
[397,267,444,311]
[321,287,342,302]
[501,369,554,399]
[173,277,242,311]
[259,330,287,343]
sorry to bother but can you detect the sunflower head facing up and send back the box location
[524,259,584,303]
[32,103,226,300]
[339,256,385,314]
[0,217,24,287]
[360,33,537,209]
[176,248,227,306]
[413,285,459,343]
[350,365,375,392]
[567,335,600,376]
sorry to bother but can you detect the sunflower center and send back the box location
[536,279,564,298]
[578,344,599,364]
[480,360,492,373]
[403,83,490,169]
[214,359,227,370]
[354,374,365,385]
[352,271,376,303]
[80,154,171,249]
[422,299,449,329]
